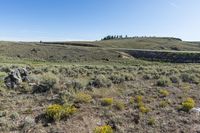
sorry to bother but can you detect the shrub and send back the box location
[46,104,77,121]
[0,72,7,86]
[137,101,145,108]
[90,75,112,88]
[0,117,10,132]
[65,80,84,91]
[136,95,143,103]
[152,73,160,79]
[32,69,43,74]
[182,98,195,112]
[10,112,20,120]
[143,74,151,80]
[18,82,32,93]
[170,75,180,83]
[75,92,92,103]
[32,73,59,93]
[122,73,134,81]
[148,117,156,126]
[64,105,77,116]
[23,116,35,131]
[109,74,125,84]
[46,104,63,121]
[156,77,171,87]
[58,90,74,104]
[135,95,150,113]
[159,89,169,97]
[23,108,33,114]
[0,111,6,117]
[40,73,59,90]
[0,66,10,73]
[139,106,150,113]
[59,67,78,77]
[180,73,199,84]
[51,68,59,75]
[129,97,134,104]
[180,73,191,83]
[0,72,6,78]
[94,125,113,133]
[159,100,169,108]
[101,98,113,106]
[113,100,125,111]
[181,83,191,93]
[41,67,49,73]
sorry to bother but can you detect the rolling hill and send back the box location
[95,37,200,51]
[1,37,200,63]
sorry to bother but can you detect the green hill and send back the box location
[95,37,200,51]
[1,37,200,63]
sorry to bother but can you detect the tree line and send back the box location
[101,35,128,40]
[101,35,182,41]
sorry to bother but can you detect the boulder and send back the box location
[4,68,30,89]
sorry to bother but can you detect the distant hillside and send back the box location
[1,37,200,63]
[10,37,200,52]
[0,41,121,63]
[95,37,200,51]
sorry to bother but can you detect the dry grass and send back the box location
[1,48,200,132]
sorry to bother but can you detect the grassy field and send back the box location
[38,37,200,51]
[0,41,122,63]
[0,39,200,132]
[96,38,200,51]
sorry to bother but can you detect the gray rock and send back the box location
[4,68,30,89]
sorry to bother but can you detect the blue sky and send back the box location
[0,0,199,41]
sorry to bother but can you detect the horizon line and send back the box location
[0,36,200,42]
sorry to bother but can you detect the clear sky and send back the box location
[0,0,199,41]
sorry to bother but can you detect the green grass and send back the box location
[1,38,200,57]
[95,38,200,51]
[1,38,200,64]
[0,41,121,63]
